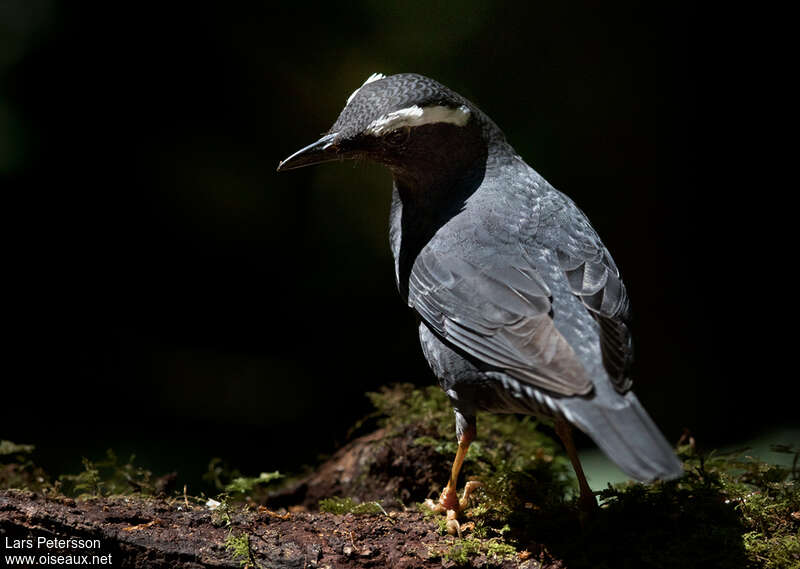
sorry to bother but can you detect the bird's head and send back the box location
[277,73,490,182]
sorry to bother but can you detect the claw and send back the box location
[459,480,482,510]
[423,497,446,514]
[424,479,482,535]
[446,510,461,536]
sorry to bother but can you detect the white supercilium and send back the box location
[365,104,471,136]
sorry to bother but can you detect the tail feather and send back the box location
[560,392,683,483]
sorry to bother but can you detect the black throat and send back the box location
[387,122,488,300]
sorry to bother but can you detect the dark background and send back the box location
[2,1,789,486]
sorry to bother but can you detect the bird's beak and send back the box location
[276,132,342,172]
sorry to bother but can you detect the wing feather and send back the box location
[408,250,593,396]
[547,207,634,393]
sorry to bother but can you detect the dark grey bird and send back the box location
[277,73,682,530]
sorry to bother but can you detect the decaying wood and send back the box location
[267,425,452,510]
[2,488,507,569]
[0,428,540,569]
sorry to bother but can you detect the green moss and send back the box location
[470,518,488,538]
[318,496,386,515]
[372,384,569,524]
[374,385,800,568]
[58,450,155,498]
[224,531,259,568]
[211,494,234,527]
[373,384,568,560]
[710,445,800,569]
[442,537,483,564]
[368,383,455,439]
[0,440,49,492]
[436,516,450,535]
[430,536,517,565]
[224,471,282,494]
[369,383,570,515]
[0,441,36,456]
[584,443,800,569]
[202,457,287,504]
[485,537,517,559]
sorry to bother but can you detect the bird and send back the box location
[277,72,682,532]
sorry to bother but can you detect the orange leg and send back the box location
[424,428,481,535]
[554,417,598,512]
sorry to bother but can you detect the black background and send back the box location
[2,1,789,486]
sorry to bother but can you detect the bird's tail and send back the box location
[559,391,683,483]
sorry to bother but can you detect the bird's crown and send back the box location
[331,73,473,140]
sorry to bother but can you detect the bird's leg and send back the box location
[424,423,481,535]
[439,434,475,511]
[554,417,598,513]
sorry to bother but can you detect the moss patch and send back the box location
[427,535,518,566]
[0,439,49,492]
[224,531,260,568]
[369,384,800,569]
[56,450,157,498]
[318,496,386,515]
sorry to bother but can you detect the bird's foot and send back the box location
[424,480,481,536]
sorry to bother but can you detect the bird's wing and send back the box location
[408,250,594,396]
[544,201,634,393]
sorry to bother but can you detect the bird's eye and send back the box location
[385,126,410,147]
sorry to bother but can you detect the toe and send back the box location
[445,511,461,536]
[424,498,447,514]
[458,480,482,510]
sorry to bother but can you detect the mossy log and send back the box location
[2,385,796,568]
[0,488,498,569]
[0,426,536,569]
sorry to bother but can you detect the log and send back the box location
[1,488,491,569]
[0,427,536,569]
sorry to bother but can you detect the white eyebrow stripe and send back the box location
[346,72,386,105]
[365,104,471,135]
